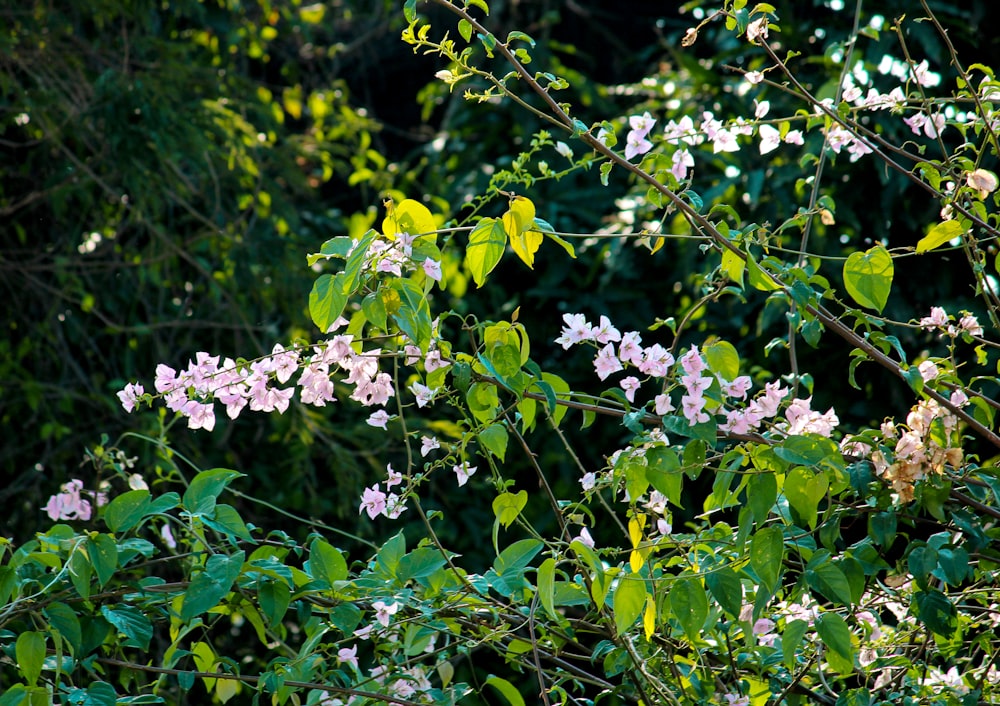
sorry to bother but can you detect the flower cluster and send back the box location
[918,306,984,337]
[555,312,839,438]
[868,397,966,503]
[356,230,442,282]
[43,478,107,521]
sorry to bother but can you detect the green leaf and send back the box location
[669,577,708,641]
[396,548,445,586]
[747,252,782,291]
[183,468,243,517]
[100,605,153,650]
[537,557,558,620]
[815,613,855,674]
[916,219,964,253]
[645,446,682,507]
[750,526,783,593]
[466,217,507,287]
[88,534,118,588]
[309,273,348,333]
[613,572,646,636]
[805,558,853,605]
[706,566,743,618]
[748,472,777,524]
[479,423,509,461]
[914,589,957,636]
[180,550,245,622]
[44,602,83,654]
[721,248,745,287]
[784,468,829,530]
[782,619,808,670]
[15,632,45,686]
[258,579,291,627]
[309,539,348,587]
[204,504,253,542]
[485,676,525,706]
[103,489,151,533]
[458,18,473,42]
[843,245,893,313]
[492,490,528,529]
[493,539,543,580]
[703,339,740,380]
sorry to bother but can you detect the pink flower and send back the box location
[367,410,391,429]
[420,436,440,457]
[591,315,622,344]
[681,394,709,424]
[160,524,177,549]
[424,349,450,372]
[43,479,93,521]
[409,381,438,408]
[422,258,442,282]
[359,484,387,519]
[959,313,983,336]
[555,313,593,349]
[679,346,706,375]
[580,472,596,491]
[654,394,674,416]
[620,376,641,403]
[183,400,216,432]
[618,331,643,366]
[624,130,653,160]
[629,112,656,136]
[638,344,674,377]
[454,462,477,487]
[575,527,595,549]
[758,124,781,154]
[919,306,949,330]
[372,600,399,627]
[385,464,403,489]
[671,148,694,180]
[117,382,144,413]
[337,645,359,670]
[594,343,624,381]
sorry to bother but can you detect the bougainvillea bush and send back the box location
[5,1,1000,704]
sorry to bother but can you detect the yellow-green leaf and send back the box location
[916,220,965,253]
[721,248,745,287]
[382,198,436,238]
[843,245,893,313]
[466,217,507,287]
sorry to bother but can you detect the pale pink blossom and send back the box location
[555,313,593,349]
[681,394,710,424]
[919,306,949,330]
[671,148,694,180]
[43,479,93,521]
[654,394,675,416]
[420,436,440,457]
[580,472,597,491]
[618,331,644,366]
[575,526,595,549]
[367,409,391,429]
[372,600,399,627]
[337,646,359,670]
[409,381,438,408]
[594,343,624,380]
[117,383,144,413]
[422,258,442,282]
[624,130,653,160]
[359,484,387,519]
[917,360,939,381]
[454,462,477,487]
[758,124,781,154]
[591,315,622,344]
[620,376,641,403]
[679,346,706,375]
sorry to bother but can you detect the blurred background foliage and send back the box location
[2,0,999,565]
